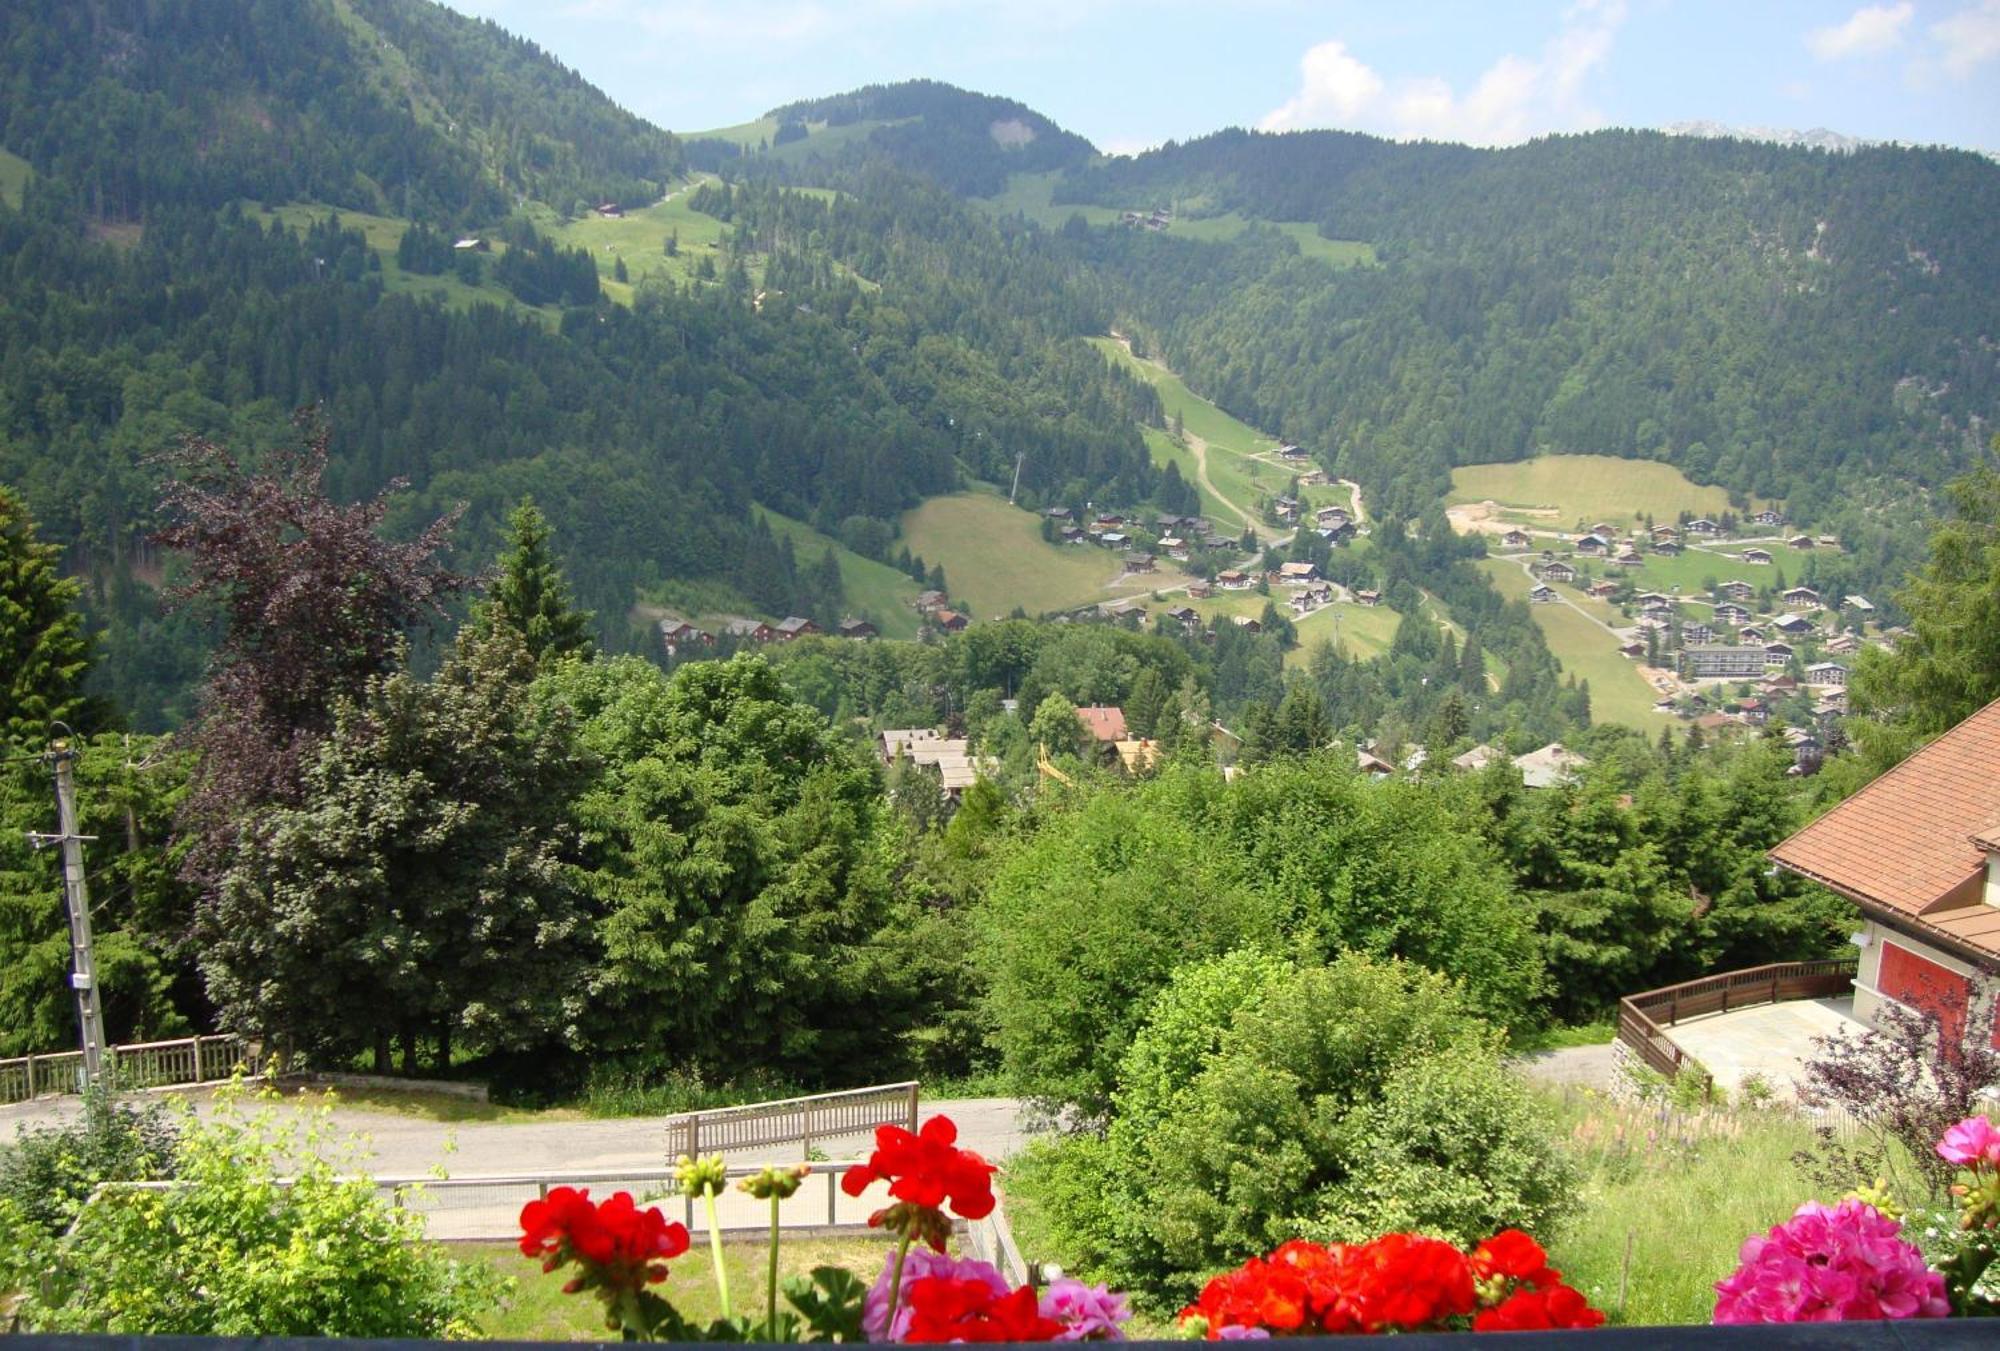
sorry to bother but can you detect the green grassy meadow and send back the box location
[754,506,925,638]
[1480,559,1664,729]
[252,202,549,316]
[1450,456,1749,529]
[534,181,734,294]
[1090,337,1304,523]
[1289,600,1401,663]
[982,175,1375,270]
[456,1237,886,1340]
[1544,1092,1826,1327]
[0,147,31,208]
[900,492,1177,620]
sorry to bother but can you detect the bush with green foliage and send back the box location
[0,1084,179,1235]
[1014,951,1577,1308]
[5,1087,503,1335]
[978,759,1543,1118]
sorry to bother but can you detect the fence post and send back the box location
[24,1054,35,1099]
[827,1169,837,1225]
[906,1082,919,1133]
[192,1035,204,1083]
[802,1101,814,1163]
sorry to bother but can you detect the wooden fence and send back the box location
[1617,959,1857,1096]
[666,1081,919,1159]
[0,1034,250,1105]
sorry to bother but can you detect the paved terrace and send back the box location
[1660,995,1869,1098]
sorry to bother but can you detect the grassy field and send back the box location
[1090,337,1302,523]
[1450,456,1750,530]
[1165,214,1377,269]
[754,506,924,638]
[1545,1091,1828,1327]
[252,202,547,316]
[0,147,31,209]
[1480,559,1664,729]
[456,1237,886,1340]
[980,170,1125,228]
[1140,426,1236,524]
[900,492,1177,620]
[1289,600,1401,663]
[534,178,744,296]
[981,174,1375,270]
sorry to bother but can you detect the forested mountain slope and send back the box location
[0,0,681,220]
[1050,129,2000,524]
[0,11,1166,727]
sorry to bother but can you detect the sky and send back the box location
[444,1,2000,155]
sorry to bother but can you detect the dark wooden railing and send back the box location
[1616,959,1857,1097]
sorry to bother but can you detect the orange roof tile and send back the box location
[1075,706,1128,743]
[1771,696,2000,958]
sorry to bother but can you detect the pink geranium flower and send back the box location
[1936,1115,2000,1169]
[1714,1200,1949,1324]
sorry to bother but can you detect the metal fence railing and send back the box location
[665,1081,919,1159]
[0,1034,250,1105]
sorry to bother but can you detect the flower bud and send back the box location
[739,1163,811,1200]
[675,1152,728,1198]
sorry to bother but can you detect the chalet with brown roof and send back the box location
[1277,561,1320,585]
[658,616,713,655]
[1754,508,1784,527]
[1588,580,1619,599]
[1354,589,1382,606]
[1788,534,1815,550]
[1502,529,1532,548]
[722,617,773,642]
[1721,578,1756,601]
[1686,518,1719,535]
[773,616,819,640]
[1540,560,1577,583]
[1187,580,1214,599]
[1770,697,2000,1046]
[1783,586,1822,609]
[1530,583,1558,604]
[932,609,970,633]
[1217,569,1253,590]
[915,590,948,613]
[1123,554,1157,574]
[1743,548,1774,566]
[837,618,878,639]
[1075,705,1128,743]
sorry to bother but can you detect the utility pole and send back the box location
[27,737,106,1088]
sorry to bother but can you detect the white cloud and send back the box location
[1805,4,1914,60]
[1931,0,2000,76]
[1259,2,1625,146]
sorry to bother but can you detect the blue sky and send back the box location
[446,1,1999,154]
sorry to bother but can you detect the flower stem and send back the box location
[885,1225,916,1339]
[766,1192,782,1333]
[703,1186,733,1320]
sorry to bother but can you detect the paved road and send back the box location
[0,1088,1041,1241]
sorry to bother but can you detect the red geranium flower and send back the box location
[1473,1282,1608,1331]
[1471,1228,1561,1289]
[902,1275,1067,1343]
[1349,1233,1477,1331]
[841,1115,997,1220]
[518,1187,690,1290]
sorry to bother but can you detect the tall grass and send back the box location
[1543,1087,1822,1326]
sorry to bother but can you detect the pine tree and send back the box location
[0,487,92,748]
[485,497,594,663]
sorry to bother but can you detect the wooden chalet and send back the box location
[773,616,819,640]
[1771,697,2000,1048]
[932,609,970,633]
[837,618,878,639]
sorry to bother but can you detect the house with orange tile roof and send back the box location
[1769,696,2000,1047]
[1075,705,1129,744]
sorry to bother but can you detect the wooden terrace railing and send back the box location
[1616,959,1857,1097]
[665,1081,919,1159]
[0,1033,251,1105]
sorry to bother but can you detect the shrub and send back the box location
[1020,952,1577,1307]
[0,1083,180,1234]
[8,1088,503,1335]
